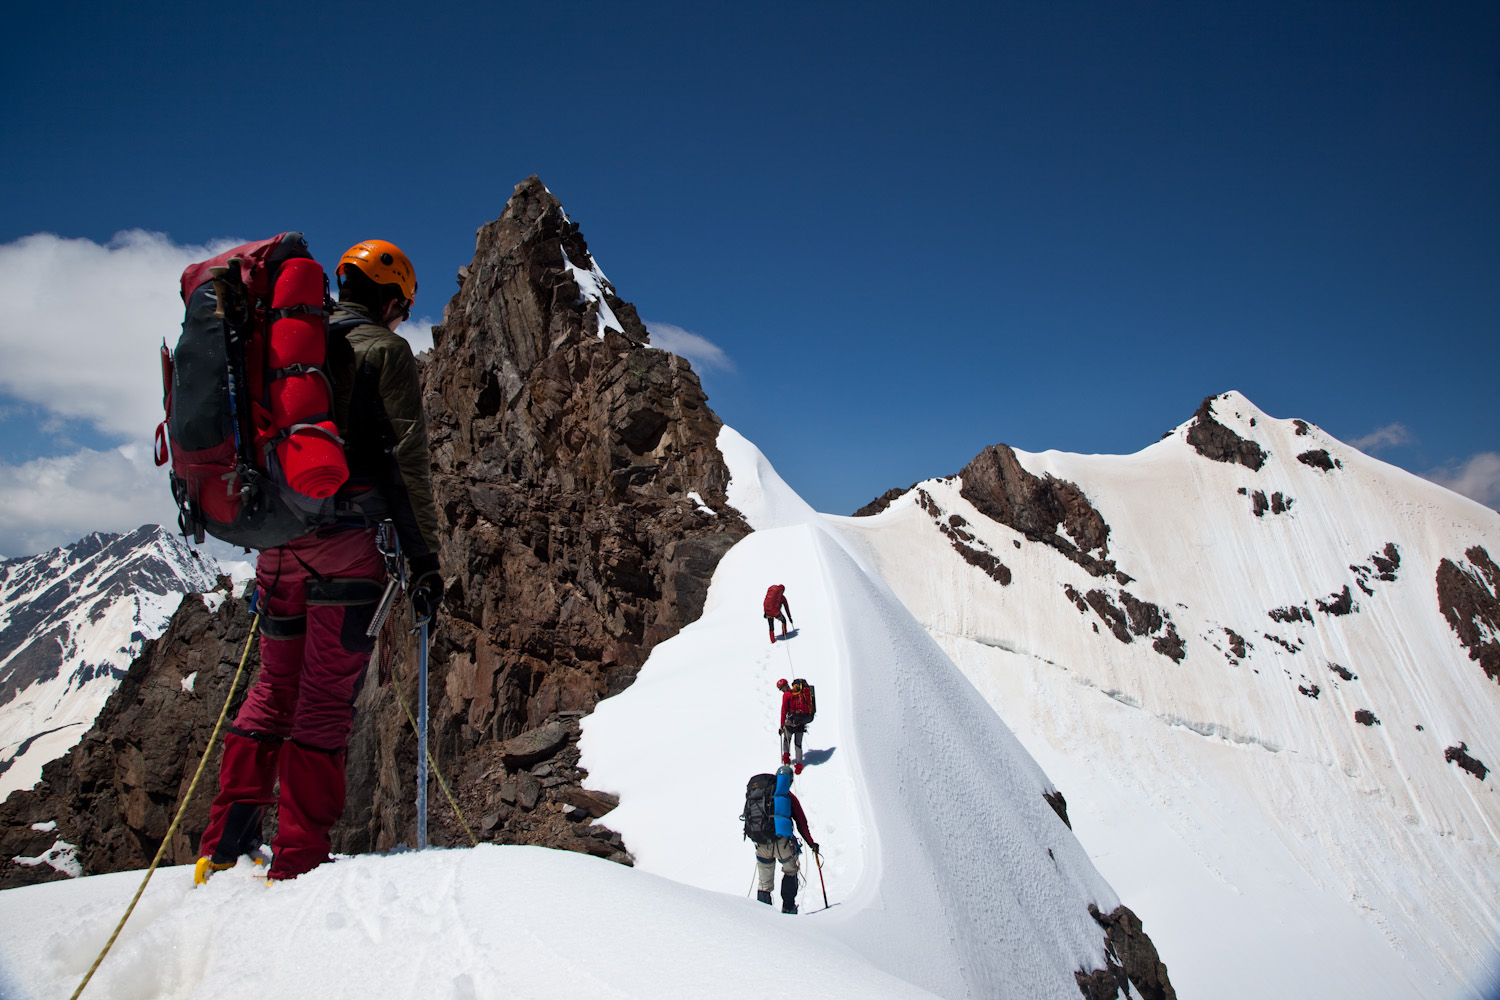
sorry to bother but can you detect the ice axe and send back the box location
[814,847,829,910]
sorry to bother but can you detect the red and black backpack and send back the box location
[786,678,816,726]
[763,584,785,617]
[155,233,348,549]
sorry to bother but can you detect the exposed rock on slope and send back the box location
[1185,393,1267,470]
[959,443,1116,578]
[0,177,749,884]
[1436,545,1500,684]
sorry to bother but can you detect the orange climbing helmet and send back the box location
[336,240,417,305]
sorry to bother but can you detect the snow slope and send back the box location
[830,392,1500,1000]
[0,848,941,1000]
[581,426,1126,999]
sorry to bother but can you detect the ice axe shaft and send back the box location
[416,619,429,850]
[815,849,829,909]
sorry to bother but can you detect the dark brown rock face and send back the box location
[0,587,254,886]
[0,177,750,884]
[1436,546,1500,685]
[1297,449,1339,472]
[1186,394,1266,471]
[959,444,1116,578]
[1076,904,1177,1000]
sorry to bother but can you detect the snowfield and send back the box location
[0,848,942,1000]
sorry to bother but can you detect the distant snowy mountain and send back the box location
[830,391,1500,1000]
[0,525,227,802]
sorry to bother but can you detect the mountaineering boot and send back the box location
[757,889,773,905]
[794,762,804,775]
[194,857,235,885]
[781,873,798,914]
[769,632,775,644]
[781,752,791,765]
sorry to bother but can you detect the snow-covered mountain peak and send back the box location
[834,391,1500,998]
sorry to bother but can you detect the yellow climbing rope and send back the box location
[69,610,261,1000]
[391,667,478,848]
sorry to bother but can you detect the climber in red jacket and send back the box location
[764,584,792,643]
[778,677,816,773]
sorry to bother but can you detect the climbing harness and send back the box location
[70,590,263,1000]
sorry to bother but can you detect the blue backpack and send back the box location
[773,765,795,838]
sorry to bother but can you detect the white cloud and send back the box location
[0,230,241,443]
[1423,452,1500,509]
[0,443,178,557]
[1347,423,1414,453]
[644,321,734,373]
[396,315,436,355]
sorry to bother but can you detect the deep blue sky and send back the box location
[3,1,1497,516]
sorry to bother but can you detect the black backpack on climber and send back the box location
[741,773,778,844]
[785,678,816,727]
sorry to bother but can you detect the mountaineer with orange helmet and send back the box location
[197,238,442,884]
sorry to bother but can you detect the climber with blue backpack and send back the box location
[741,766,818,914]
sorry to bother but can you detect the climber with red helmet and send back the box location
[197,239,443,884]
[778,677,817,773]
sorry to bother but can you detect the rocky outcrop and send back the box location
[914,489,1013,585]
[1297,449,1339,472]
[0,177,749,885]
[1445,743,1488,781]
[339,177,752,856]
[1436,546,1500,685]
[1062,585,1185,663]
[1076,904,1177,1000]
[1185,394,1266,470]
[959,444,1117,578]
[853,485,915,517]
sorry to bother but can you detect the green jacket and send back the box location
[329,303,441,562]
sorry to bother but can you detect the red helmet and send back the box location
[777,679,789,690]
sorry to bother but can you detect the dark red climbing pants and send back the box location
[198,526,384,880]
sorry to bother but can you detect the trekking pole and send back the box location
[815,849,829,910]
[416,617,429,850]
